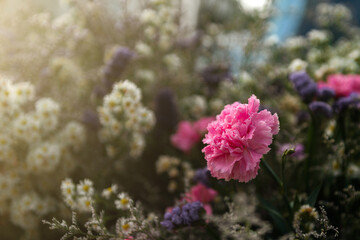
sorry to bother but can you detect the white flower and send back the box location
[26,143,61,173]
[34,198,52,216]
[117,217,134,235]
[60,122,86,148]
[109,120,122,136]
[138,107,155,131]
[315,65,332,80]
[329,57,358,72]
[163,54,181,70]
[284,36,307,50]
[99,80,154,158]
[136,69,155,83]
[168,168,179,178]
[104,94,122,113]
[289,59,308,72]
[19,193,38,212]
[61,178,75,198]
[140,9,160,25]
[264,34,279,47]
[64,196,77,209]
[12,82,35,104]
[39,114,59,133]
[115,80,142,102]
[35,98,60,118]
[129,133,145,158]
[307,29,328,44]
[115,192,132,210]
[122,97,137,113]
[0,174,15,197]
[167,180,177,192]
[144,26,156,39]
[135,42,153,57]
[101,184,118,199]
[13,114,40,142]
[98,107,116,126]
[347,164,360,178]
[184,95,207,118]
[156,156,172,174]
[10,194,39,229]
[77,179,94,197]
[77,196,93,212]
[348,50,360,61]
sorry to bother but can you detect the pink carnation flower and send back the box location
[193,117,216,134]
[319,74,360,97]
[171,117,215,153]
[185,183,218,215]
[202,95,279,182]
[171,121,200,153]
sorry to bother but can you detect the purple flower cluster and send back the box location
[289,71,317,103]
[94,46,135,98]
[309,101,333,118]
[333,93,360,113]
[160,202,203,230]
[102,46,135,83]
[194,168,211,186]
[317,87,335,101]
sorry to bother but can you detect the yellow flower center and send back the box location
[83,185,89,192]
[121,198,129,205]
[122,223,130,231]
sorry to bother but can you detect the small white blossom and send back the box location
[77,179,94,197]
[289,59,308,72]
[115,192,132,210]
[61,178,75,198]
[101,184,118,199]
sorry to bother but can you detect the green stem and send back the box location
[305,111,316,193]
[261,158,293,218]
[261,158,282,188]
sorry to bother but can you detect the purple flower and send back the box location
[160,220,174,230]
[171,214,182,225]
[289,71,317,103]
[333,93,360,113]
[172,206,181,215]
[94,46,136,98]
[194,168,211,186]
[160,202,203,230]
[102,46,135,82]
[309,101,333,118]
[164,212,172,220]
[317,87,335,101]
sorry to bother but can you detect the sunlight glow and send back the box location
[239,0,269,11]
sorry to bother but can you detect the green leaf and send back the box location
[306,184,322,207]
[259,198,291,234]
